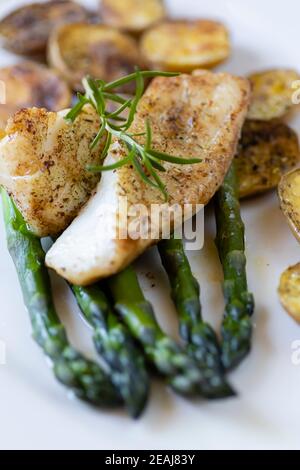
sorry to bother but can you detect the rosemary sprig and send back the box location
[66,70,202,200]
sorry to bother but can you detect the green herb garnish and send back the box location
[65,70,202,200]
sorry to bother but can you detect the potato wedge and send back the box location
[279,264,300,323]
[0,1,89,56]
[101,0,166,33]
[48,23,143,92]
[0,61,71,129]
[247,69,300,120]
[0,105,105,237]
[278,168,300,242]
[236,120,300,198]
[140,20,230,72]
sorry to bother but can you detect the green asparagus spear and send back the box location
[214,164,255,370]
[2,190,121,407]
[159,237,201,341]
[108,265,226,398]
[158,236,234,398]
[71,284,150,417]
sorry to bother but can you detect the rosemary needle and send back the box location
[66,70,202,200]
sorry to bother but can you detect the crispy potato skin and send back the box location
[46,70,251,285]
[236,120,300,198]
[101,0,166,33]
[0,105,104,237]
[140,20,230,72]
[279,264,300,323]
[0,1,89,56]
[0,61,71,129]
[247,69,300,120]
[48,23,143,92]
[278,168,300,242]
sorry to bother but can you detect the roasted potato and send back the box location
[236,120,300,198]
[140,20,230,72]
[279,264,300,323]
[0,61,71,129]
[48,23,143,92]
[101,0,166,33]
[247,69,300,120]
[0,105,105,237]
[278,168,300,242]
[0,1,89,56]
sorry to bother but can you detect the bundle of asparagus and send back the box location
[2,161,253,417]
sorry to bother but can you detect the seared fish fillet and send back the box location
[46,70,250,285]
[0,105,104,236]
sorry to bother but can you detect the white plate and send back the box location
[0,0,300,451]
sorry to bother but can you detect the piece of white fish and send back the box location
[45,70,250,285]
[0,105,104,236]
